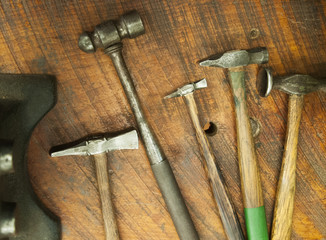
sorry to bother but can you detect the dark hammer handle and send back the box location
[151,160,199,240]
[105,44,199,240]
[184,93,244,240]
[229,68,268,240]
[271,95,304,240]
[94,153,120,240]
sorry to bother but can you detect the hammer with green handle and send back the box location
[200,48,269,240]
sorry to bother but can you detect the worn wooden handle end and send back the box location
[271,95,304,240]
[94,153,120,240]
[184,93,245,240]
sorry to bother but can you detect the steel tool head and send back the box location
[78,11,145,53]
[199,47,269,68]
[257,68,326,97]
[51,130,138,157]
[0,142,13,176]
[164,79,207,99]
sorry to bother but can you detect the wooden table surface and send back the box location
[1,0,325,239]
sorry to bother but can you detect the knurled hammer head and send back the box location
[257,68,326,97]
[78,11,145,53]
[164,79,207,99]
[199,47,269,68]
[51,130,138,157]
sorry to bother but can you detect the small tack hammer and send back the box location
[200,48,269,240]
[165,79,245,240]
[257,68,326,240]
[51,130,139,240]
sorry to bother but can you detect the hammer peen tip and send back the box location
[78,32,95,53]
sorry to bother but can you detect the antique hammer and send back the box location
[51,130,139,240]
[256,68,326,240]
[200,48,269,240]
[165,79,245,240]
[78,11,198,239]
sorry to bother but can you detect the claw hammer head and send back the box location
[199,47,269,68]
[257,68,326,97]
[164,79,207,99]
[51,130,138,157]
[78,11,145,53]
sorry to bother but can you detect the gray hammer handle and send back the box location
[104,43,199,240]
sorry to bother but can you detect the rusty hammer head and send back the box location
[50,130,138,157]
[257,68,326,97]
[78,11,145,53]
[164,79,207,99]
[199,47,269,68]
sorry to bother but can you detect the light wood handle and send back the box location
[184,93,244,240]
[271,94,304,240]
[94,153,120,240]
[229,69,264,209]
[230,69,268,240]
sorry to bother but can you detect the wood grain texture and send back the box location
[229,68,264,209]
[183,93,244,240]
[94,153,120,240]
[271,95,304,240]
[0,0,322,239]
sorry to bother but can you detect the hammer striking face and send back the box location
[78,11,145,53]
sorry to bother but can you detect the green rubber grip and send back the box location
[244,206,269,240]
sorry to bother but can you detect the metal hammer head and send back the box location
[78,11,145,53]
[199,47,269,68]
[257,68,326,97]
[51,130,138,157]
[164,79,207,99]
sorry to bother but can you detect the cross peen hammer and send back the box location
[51,130,138,240]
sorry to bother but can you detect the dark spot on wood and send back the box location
[203,122,218,136]
[249,28,260,39]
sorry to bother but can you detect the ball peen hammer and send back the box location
[165,78,245,240]
[200,48,269,240]
[51,130,139,240]
[78,11,198,240]
[257,68,326,240]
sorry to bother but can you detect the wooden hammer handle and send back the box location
[184,93,244,240]
[271,95,304,240]
[229,69,264,208]
[229,69,268,240]
[94,153,120,240]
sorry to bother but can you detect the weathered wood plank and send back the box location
[0,0,324,239]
